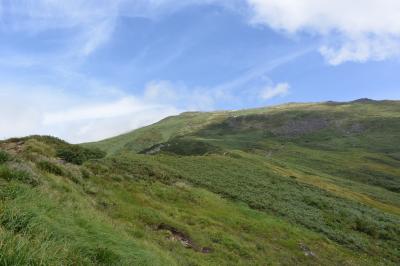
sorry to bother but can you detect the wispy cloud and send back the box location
[143,80,215,110]
[4,0,398,64]
[211,49,310,105]
[260,82,289,100]
[79,18,117,56]
[43,97,163,124]
[1,0,122,57]
[0,0,245,59]
[0,85,181,143]
[213,48,309,92]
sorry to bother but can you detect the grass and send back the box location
[148,153,400,261]
[0,136,384,265]
[0,171,375,265]
[0,99,399,265]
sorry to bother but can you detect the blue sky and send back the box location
[0,0,399,143]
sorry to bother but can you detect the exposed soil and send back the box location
[157,223,212,253]
[0,140,25,155]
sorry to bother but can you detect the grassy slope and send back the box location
[1,100,399,265]
[83,112,229,154]
[84,100,400,263]
[0,137,374,265]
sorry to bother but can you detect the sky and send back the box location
[0,0,400,143]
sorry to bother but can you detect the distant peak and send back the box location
[351,98,376,103]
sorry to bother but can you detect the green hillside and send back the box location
[1,100,400,265]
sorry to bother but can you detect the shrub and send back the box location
[37,161,64,176]
[353,217,379,238]
[0,150,10,164]
[57,145,106,165]
[80,168,92,179]
[141,138,221,156]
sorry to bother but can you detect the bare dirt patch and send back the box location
[157,223,212,253]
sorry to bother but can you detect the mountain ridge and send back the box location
[83,98,400,155]
[0,99,399,265]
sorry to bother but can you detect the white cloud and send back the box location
[43,97,164,124]
[0,86,181,144]
[260,82,289,100]
[247,0,400,64]
[143,80,216,110]
[319,35,400,65]
[9,0,400,64]
[0,78,231,143]
[144,80,179,101]
[43,100,180,143]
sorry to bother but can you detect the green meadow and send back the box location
[1,100,399,265]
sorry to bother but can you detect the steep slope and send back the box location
[83,112,229,154]
[1,99,399,265]
[87,100,400,157]
[0,136,375,265]
[84,99,400,263]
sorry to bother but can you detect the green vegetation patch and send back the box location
[0,165,39,186]
[0,150,10,164]
[36,161,64,176]
[57,145,106,165]
[140,138,222,156]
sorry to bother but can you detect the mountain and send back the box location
[1,99,399,265]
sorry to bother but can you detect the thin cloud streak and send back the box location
[212,48,312,102]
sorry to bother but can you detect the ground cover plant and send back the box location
[1,100,399,265]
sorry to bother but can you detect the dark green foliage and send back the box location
[85,247,121,265]
[141,138,221,156]
[0,150,10,163]
[80,167,92,179]
[37,161,64,176]
[353,217,379,238]
[57,145,106,165]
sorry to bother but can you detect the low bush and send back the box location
[36,161,64,176]
[353,217,379,238]
[0,150,10,163]
[57,145,106,165]
[141,138,221,156]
